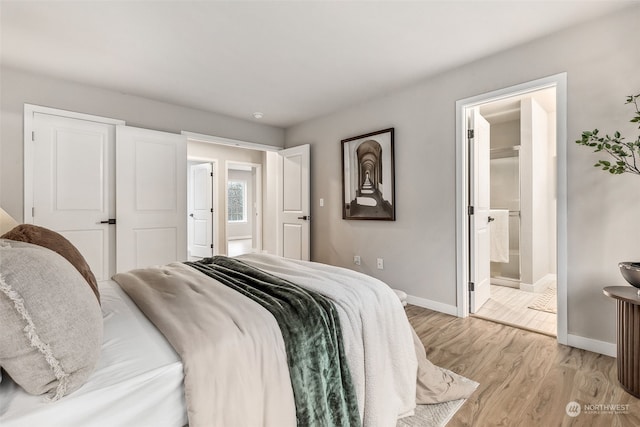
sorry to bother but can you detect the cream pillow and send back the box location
[0,239,103,400]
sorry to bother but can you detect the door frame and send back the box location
[182,131,281,152]
[187,158,218,257]
[225,160,263,255]
[23,104,125,223]
[454,73,568,345]
[182,131,311,260]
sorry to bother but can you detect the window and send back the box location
[227,180,247,222]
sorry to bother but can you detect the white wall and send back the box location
[285,5,640,344]
[491,120,520,150]
[0,66,284,221]
[520,97,552,287]
[548,112,557,273]
[263,151,279,255]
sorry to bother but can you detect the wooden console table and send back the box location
[603,286,640,398]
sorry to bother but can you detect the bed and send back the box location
[0,228,476,427]
[0,280,187,427]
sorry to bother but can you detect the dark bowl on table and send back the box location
[619,262,640,288]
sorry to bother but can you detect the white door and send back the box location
[278,144,310,260]
[469,108,492,313]
[116,126,187,272]
[189,162,214,258]
[30,112,117,281]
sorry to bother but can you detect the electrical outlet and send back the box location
[377,258,384,269]
[354,255,361,265]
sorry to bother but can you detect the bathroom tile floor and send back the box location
[472,283,557,336]
[227,238,253,257]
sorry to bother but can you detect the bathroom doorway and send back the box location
[457,75,567,339]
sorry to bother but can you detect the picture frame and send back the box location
[341,128,395,220]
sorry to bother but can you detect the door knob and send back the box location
[488,216,495,223]
[99,219,116,225]
[189,213,194,217]
[297,215,311,221]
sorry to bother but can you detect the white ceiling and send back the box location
[1,1,634,128]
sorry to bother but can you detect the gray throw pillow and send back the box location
[0,239,103,400]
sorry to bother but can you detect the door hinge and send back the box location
[467,129,474,139]
[210,172,213,177]
[469,282,475,291]
[468,206,474,215]
[210,208,213,213]
[210,244,213,249]
[32,207,35,217]
[32,131,35,142]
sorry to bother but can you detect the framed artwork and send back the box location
[341,127,395,220]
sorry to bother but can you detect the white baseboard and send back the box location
[520,273,557,293]
[407,293,615,357]
[490,276,519,288]
[228,235,252,241]
[567,333,616,357]
[406,295,458,316]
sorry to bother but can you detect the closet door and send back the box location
[116,126,187,272]
[28,110,122,281]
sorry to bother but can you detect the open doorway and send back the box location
[226,162,262,257]
[456,74,568,342]
[472,88,557,336]
[184,131,311,261]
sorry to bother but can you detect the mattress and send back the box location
[0,280,187,427]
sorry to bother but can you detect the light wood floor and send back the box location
[474,284,557,336]
[407,305,640,426]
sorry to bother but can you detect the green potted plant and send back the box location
[576,93,640,174]
[576,92,640,290]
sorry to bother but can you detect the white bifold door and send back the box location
[116,126,187,272]
[30,112,118,281]
[278,144,310,261]
[27,109,187,277]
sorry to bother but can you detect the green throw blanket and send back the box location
[185,256,361,427]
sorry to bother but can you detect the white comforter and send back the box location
[114,254,418,427]
[237,253,418,426]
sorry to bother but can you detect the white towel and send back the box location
[490,209,509,263]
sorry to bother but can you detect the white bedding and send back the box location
[1,256,473,427]
[237,254,418,426]
[0,280,187,427]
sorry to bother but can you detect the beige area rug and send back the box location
[528,285,557,314]
[397,372,478,427]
